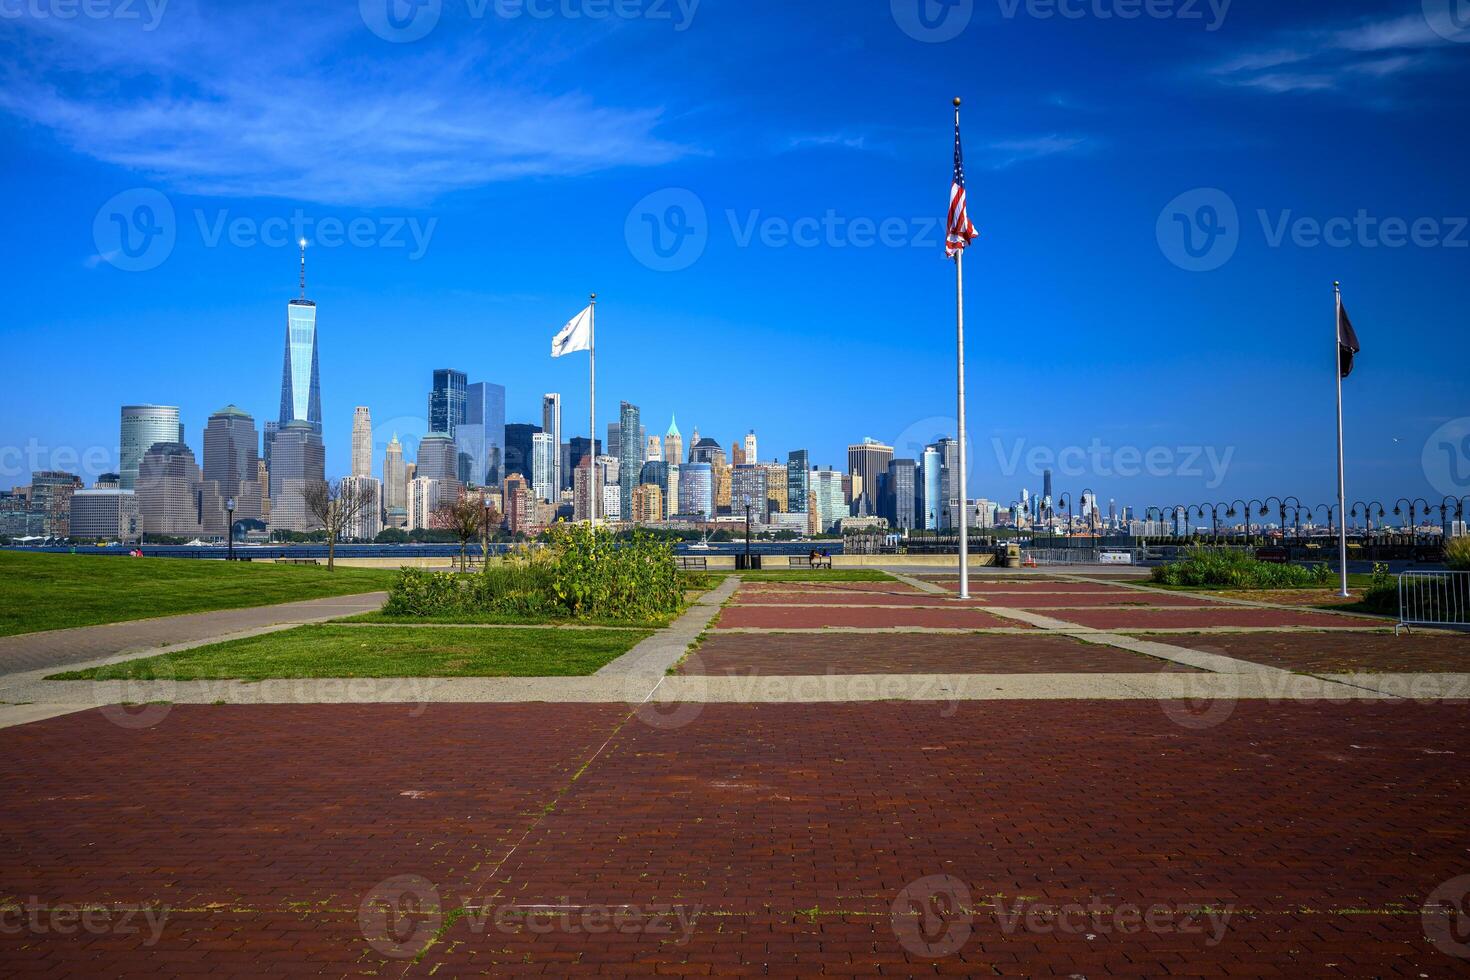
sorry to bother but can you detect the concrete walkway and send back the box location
[0,592,387,677]
[596,575,740,676]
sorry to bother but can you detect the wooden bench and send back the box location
[274,558,320,566]
[676,556,708,571]
[789,555,832,570]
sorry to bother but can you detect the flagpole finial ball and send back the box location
[953,97,961,106]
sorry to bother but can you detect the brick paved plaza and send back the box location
[3,570,1469,976]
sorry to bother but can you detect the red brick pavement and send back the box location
[714,605,1030,631]
[678,632,1198,675]
[1177,630,1470,673]
[732,591,989,607]
[740,582,924,594]
[1040,607,1390,630]
[3,702,1469,976]
[975,591,1223,608]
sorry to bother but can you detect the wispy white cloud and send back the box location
[0,3,692,207]
[1208,12,1457,98]
[784,132,873,152]
[983,135,1087,168]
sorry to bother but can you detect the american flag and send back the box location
[946,116,978,258]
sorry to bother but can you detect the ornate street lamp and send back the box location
[1081,487,1097,538]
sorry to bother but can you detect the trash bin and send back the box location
[735,554,763,570]
[1004,543,1022,568]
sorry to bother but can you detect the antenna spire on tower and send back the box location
[298,239,307,299]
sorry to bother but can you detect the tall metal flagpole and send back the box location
[582,293,588,528]
[954,98,970,600]
[1333,281,1348,597]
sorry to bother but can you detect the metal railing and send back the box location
[1397,570,1470,634]
[1023,547,1145,567]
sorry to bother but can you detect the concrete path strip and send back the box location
[0,592,388,677]
[595,576,741,677]
[888,572,949,595]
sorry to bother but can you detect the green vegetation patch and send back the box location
[1151,548,1332,590]
[715,569,894,583]
[0,551,396,637]
[51,624,650,680]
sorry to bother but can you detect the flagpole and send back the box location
[582,295,588,528]
[1333,281,1348,597]
[954,97,970,601]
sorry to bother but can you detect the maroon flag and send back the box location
[1337,301,1361,378]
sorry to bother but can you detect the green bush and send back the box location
[382,524,684,622]
[1361,563,1397,614]
[1151,548,1332,589]
[1446,536,1470,571]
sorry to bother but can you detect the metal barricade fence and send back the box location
[1396,570,1470,633]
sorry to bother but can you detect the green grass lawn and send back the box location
[0,551,397,637]
[50,624,651,680]
[342,610,667,628]
[712,569,894,583]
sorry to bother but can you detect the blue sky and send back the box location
[2,0,1467,516]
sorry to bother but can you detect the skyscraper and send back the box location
[679,462,714,519]
[351,407,373,477]
[416,433,461,499]
[934,436,960,528]
[920,445,942,530]
[119,404,183,491]
[136,443,203,537]
[456,381,505,487]
[886,459,918,531]
[646,434,662,462]
[810,467,846,533]
[541,393,562,493]
[202,405,262,524]
[383,434,407,528]
[731,464,768,523]
[744,430,758,465]
[606,422,621,461]
[786,450,809,514]
[664,417,683,466]
[568,436,602,475]
[342,475,382,541]
[267,421,325,532]
[619,401,640,520]
[531,431,556,502]
[847,438,893,517]
[428,369,467,436]
[504,424,541,482]
[279,241,322,434]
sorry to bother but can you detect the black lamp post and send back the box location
[1057,493,1073,535]
[742,496,753,565]
[1227,499,1249,541]
[225,496,236,561]
[1314,503,1337,535]
[1081,487,1097,538]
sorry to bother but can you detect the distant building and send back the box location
[762,461,788,513]
[847,438,893,519]
[541,393,562,492]
[713,460,732,513]
[428,369,466,437]
[602,484,621,521]
[679,462,714,519]
[407,477,442,531]
[30,471,83,537]
[383,435,407,528]
[119,405,182,491]
[730,441,746,466]
[503,473,534,535]
[202,405,263,526]
[632,483,663,524]
[531,431,556,502]
[886,459,918,531]
[573,457,598,522]
[690,437,725,467]
[416,433,462,499]
[810,467,846,533]
[351,407,373,478]
[730,464,769,522]
[933,437,960,528]
[267,421,325,533]
[664,462,680,518]
[786,450,809,514]
[69,489,140,543]
[646,434,662,462]
[663,417,683,466]
[619,401,641,520]
[457,380,505,488]
[341,475,382,541]
[504,423,542,482]
[279,245,323,436]
[94,473,121,490]
[568,436,602,476]
[137,443,204,537]
[920,445,942,530]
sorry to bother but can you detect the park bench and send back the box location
[275,558,320,565]
[789,555,832,570]
[676,556,708,571]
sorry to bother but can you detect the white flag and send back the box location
[551,305,592,358]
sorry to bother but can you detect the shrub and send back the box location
[1446,536,1470,572]
[382,524,684,622]
[1150,548,1332,589]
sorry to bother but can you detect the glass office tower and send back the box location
[455,381,505,487]
[428,369,467,437]
[118,404,183,490]
[279,300,322,433]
